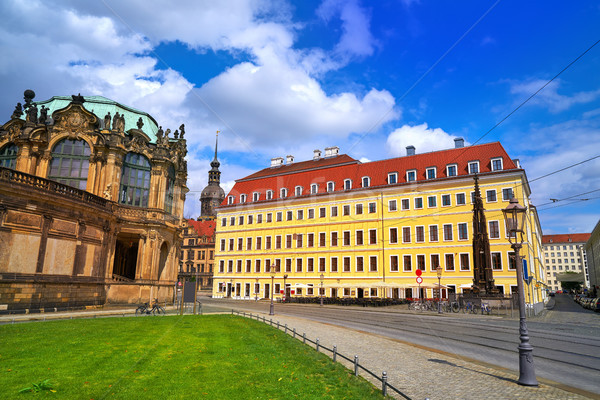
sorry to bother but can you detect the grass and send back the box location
[0,315,386,399]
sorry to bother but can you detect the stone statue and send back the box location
[112,112,120,131]
[157,126,163,141]
[179,124,185,139]
[26,103,38,124]
[137,117,144,130]
[11,102,23,119]
[173,129,179,139]
[39,105,48,124]
[116,113,125,132]
[164,128,170,145]
[71,93,85,104]
[104,112,111,130]
[103,183,112,200]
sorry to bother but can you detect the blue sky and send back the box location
[1,0,599,233]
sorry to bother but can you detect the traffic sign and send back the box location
[416,276,423,284]
[415,269,422,277]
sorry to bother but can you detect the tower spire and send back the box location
[200,130,225,218]
[213,130,219,161]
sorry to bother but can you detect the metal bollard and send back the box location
[303,333,306,344]
[382,371,388,396]
[333,345,337,362]
[354,356,359,376]
[316,338,320,352]
[293,328,296,338]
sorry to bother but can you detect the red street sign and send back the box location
[280,290,284,294]
[291,290,295,295]
[415,269,422,277]
[416,276,423,284]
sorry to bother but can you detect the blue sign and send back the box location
[523,259,529,282]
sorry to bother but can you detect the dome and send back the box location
[201,183,225,200]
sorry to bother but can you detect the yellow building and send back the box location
[212,141,546,307]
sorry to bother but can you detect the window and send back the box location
[369,202,376,213]
[401,199,410,210]
[446,164,457,177]
[426,167,436,179]
[369,229,377,244]
[508,252,517,270]
[356,230,364,245]
[307,233,314,247]
[0,143,18,169]
[286,234,292,248]
[445,254,455,271]
[256,237,262,250]
[327,181,335,192]
[417,255,426,271]
[220,239,226,251]
[296,234,303,248]
[247,237,252,250]
[331,232,338,247]
[362,176,370,187]
[266,190,273,200]
[355,204,363,214]
[164,165,176,214]
[356,257,364,272]
[443,224,453,241]
[406,170,416,182]
[219,260,224,273]
[248,215,253,224]
[221,218,227,227]
[275,235,282,249]
[488,221,500,239]
[431,254,440,271]
[319,207,326,218]
[295,186,303,196]
[369,256,377,271]
[319,233,326,247]
[228,260,233,273]
[319,258,326,272]
[330,257,338,272]
[276,212,282,222]
[238,238,243,251]
[414,197,423,209]
[285,259,292,273]
[486,190,497,202]
[307,258,314,272]
[297,210,303,220]
[427,196,437,208]
[49,139,91,191]
[239,215,244,225]
[266,213,272,223]
[491,252,502,270]
[491,157,503,171]
[456,193,466,205]
[403,255,412,272]
[416,226,425,242]
[229,238,234,251]
[280,188,287,198]
[388,172,398,184]
[402,227,411,243]
[227,196,235,205]
[471,191,476,204]
[458,223,468,240]
[331,206,338,217]
[308,209,314,219]
[389,200,397,212]
[343,205,350,216]
[237,260,242,273]
[502,188,514,201]
[343,231,350,246]
[468,161,479,174]
[389,228,398,244]
[429,225,439,242]
[253,192,260,202]
[390,255,399,272]
[257,214,263,223]
[441,194,451,206]
[310,184,318,194]
[344,179,352,190]
[460,254,470,271]
[296,258,303,272]
[240,194,247,203]
[266,236,272,249]
[246,259,251,273]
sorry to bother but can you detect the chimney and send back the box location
[313,149,322,160]
[270,157,284,167]
[406,145,415,156]
[286,155,294,164]
[454,137,464,148]
[324,146,340,157]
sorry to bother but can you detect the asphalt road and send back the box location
[200,295,600,395]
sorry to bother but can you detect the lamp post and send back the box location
[502,197,538,386]
[436,266,443,314]
[255,278,259,302]
[269,270,275,315]
[320,273,324,307]
[283,274,288,303]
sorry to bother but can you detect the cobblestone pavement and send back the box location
[251,312,598,400]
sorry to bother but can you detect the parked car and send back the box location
[549,291,555,297]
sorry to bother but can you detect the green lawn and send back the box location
[0,315,386,399]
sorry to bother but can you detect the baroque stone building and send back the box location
[0,90,188,312]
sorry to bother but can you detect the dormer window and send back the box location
[253,192,260,202]
[446,164,457,177]
[327,181,335,192]
[406,170,416,182]
[240,194,247,203]
[491,157,503,171]
[310,184,318,194]
[266,190,273,200]
[227,195,235,205]
[362,176,370,188]
[280,188,288,198]
[295,186,303,196]
[387,173,398,185]
[468,161,479,174]
[426,167,436,180]
[344,179,352,190]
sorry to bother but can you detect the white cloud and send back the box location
[385,123,460,156]
[510,79,600,113]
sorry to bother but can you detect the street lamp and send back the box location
[320,273,324,307]
[283,274,288,303]
[436,266,443,314]
[502,197,538,386]
[269,269,275,316]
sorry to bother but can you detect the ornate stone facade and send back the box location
[0,90,188,312]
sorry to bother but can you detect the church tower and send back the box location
[200,131,225,218]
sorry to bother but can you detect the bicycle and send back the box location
[135,299,166,316]
[481,302,491,315]
[449,301,460,313]
[463,301,478,314]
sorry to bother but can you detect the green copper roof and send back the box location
[30,95,159,143]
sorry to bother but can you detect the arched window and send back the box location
[48,139,91,190]
[164,165,176,214]
[119,153,151,207]
[0,143,18,169]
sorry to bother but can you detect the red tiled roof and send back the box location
[187,219,216,237]
[222,142,519,206]
[239,154,359,181]
[542,233,591,244]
